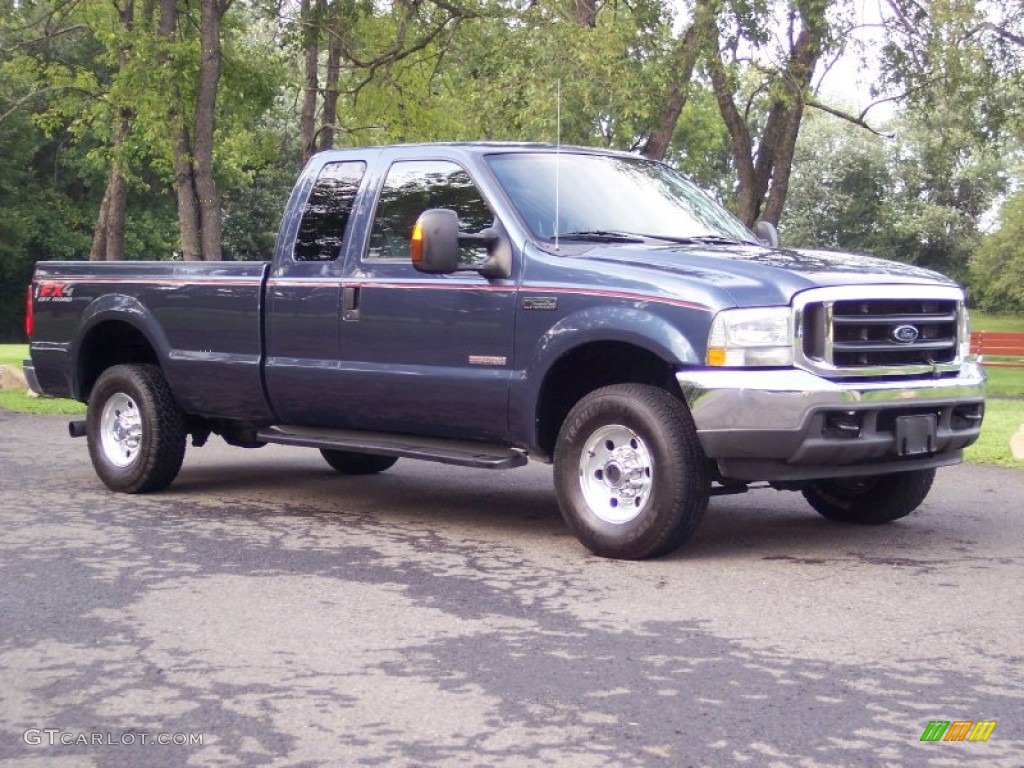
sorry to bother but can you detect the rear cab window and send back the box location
[293,161,367,262]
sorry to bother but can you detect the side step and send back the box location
[257,425,529,470]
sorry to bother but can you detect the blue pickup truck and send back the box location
[25,143,986,559]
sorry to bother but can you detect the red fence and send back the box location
[970,331,1024,368]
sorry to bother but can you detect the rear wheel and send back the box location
[320,449,398,475]
[87,364,187,493]
[802,468,935,524]
[553,384,709,560]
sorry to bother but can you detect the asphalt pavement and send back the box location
[1,409,1021,767]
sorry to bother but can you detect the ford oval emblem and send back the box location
[892,325,920,344]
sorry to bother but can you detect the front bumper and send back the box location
[676,363,986,482]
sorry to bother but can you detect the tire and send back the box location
[802,468,935,524]
[553,383,710,560]
[86,364,187,493]
[320,449,398,475]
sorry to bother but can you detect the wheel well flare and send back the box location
[78,322,159,400]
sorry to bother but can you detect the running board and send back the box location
[257,425,528,470]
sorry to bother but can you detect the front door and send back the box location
[336,159,518,443]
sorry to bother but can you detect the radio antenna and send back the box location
[555,78,561,250]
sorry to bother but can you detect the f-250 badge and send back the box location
[522,296,557,311]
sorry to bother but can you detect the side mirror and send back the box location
[755,220,779,248]
[411,209,512,279]
[411,209,460,274]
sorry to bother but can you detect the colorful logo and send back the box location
[920,720,997,742]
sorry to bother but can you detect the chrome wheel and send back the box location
[99,392,143,468]
[554,384,709,559]
[578,424,653,524]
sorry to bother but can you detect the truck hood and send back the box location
[577,243,958,307]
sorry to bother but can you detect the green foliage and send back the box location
[336,0,682,152]
[783,110,1009,282]
[1,0,1022,339]
[782,114,890,251]
[969,192,1024,312]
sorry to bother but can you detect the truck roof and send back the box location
[311,141,640,162]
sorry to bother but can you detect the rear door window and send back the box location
[293,161,367,262]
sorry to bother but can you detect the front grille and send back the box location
[795,286,965,377]
[830,299,958,366]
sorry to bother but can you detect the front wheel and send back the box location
[553,384,710,560]
[86,364,187,493]
[802,468,935,524]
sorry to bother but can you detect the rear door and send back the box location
[335,158,518,443]
[264,159,368,425]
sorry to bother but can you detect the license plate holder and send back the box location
[895,414,938,456]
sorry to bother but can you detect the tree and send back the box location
[640,0,714,162]
[89,0,136,262]
[705,0,834,227]
[970,191,1024,312]
[781,113,890,251]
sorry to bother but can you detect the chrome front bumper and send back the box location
[676,363,986,482]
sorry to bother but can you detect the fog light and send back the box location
[951,404,984,431]
[824,411,862,439]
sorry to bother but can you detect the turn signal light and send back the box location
[410,219,424,265]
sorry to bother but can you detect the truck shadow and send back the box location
[160,449,961,563]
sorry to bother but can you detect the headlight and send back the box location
[707,307,793,367]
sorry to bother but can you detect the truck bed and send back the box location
[30,260,272,421]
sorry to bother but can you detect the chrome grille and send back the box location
[794,285,966,378]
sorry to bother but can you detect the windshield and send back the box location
[485,152,756,245]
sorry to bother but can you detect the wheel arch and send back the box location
[522,306,704,460]
[533,341,682,461]
[73,296,169,401]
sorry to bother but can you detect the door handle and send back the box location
[342,286,360,321]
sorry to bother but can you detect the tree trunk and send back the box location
[319,5,342,152]
[172,119,202,260]
[89,185,112,261]
[641,4,710,161]
[573,0,596,28]
[707,10,824,226]
[90,1,134,261]
[193,0,229,261]
[707,49,760,225]
[104,120,130,260]
[160,0,201,260]
[299,0,320,164]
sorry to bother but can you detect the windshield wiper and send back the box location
[555,230,646,243]
[555,231,749,246]
[637,234,749,246]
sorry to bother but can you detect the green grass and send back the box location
[984,366,1024,397]
[966,399,1024,468]
[0,344,27,369]
[0,343,85,414]
[971,311,1024,333]
[0,389,85,415]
